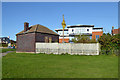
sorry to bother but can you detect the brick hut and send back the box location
[16,22,59,53]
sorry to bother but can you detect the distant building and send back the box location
[111,26,120,35]
[55,29,69,43]
[55,25,103,43]
[10,40,16,44]
[0,37,10,44]
[16,22,59,53]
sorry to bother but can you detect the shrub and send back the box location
[72,34,97,43]
[98,33,120,55]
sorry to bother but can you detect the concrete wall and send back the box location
[36,43,100,55]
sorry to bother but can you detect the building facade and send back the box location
[16,22,59,53]
[0,37,10,44]
[111,26,120,35]
[55,29,69,43]
[55,25,103,43]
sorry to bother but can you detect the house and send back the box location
[0,37,10,44]
[16,22,59,53]
[55,25,103,43]
[10,40,16,44]
[111,26,120,35]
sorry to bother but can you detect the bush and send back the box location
[72,34,97,43]
[98,33,120,55]
[0,43,8,47]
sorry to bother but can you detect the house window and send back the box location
[45,36,48,43]
[87,29,89,31]
[72,29,74,32]
[49,37,52,43]
[96,35,99,40]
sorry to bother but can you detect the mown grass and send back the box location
[2,48,16,53]
[2,52,118,78]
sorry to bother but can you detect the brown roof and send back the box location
[16,24,59,35]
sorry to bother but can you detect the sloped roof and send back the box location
[16,24,59,35]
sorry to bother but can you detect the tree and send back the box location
[72,34,96,43]
[98,33,120,55]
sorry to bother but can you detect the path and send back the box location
[0,51,15,57]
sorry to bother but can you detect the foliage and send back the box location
[10,40,16,44]
[0,43,16,47]
[0,43,8,47]
[3,53,118,78]
[72,34,97,43]
[98,33,120,55]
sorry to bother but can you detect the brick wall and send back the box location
[17,32,59,53]
[16,33,35,52]
[59,38,69,43]
[35,33,59,43]
[92,31,103,40]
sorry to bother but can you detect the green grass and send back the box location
[2,48,16,53]
[2,52,118,78]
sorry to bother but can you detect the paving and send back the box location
[0,51,15,57]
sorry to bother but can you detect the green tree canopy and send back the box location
[72,34,96,43]
[98,33,120,55]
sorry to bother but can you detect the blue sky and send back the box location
[2,2,118,40]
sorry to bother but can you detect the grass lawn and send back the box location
[2,52,118,78]
[2,48,16,53]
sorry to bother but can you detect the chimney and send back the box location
[112,26,114,35]
[24,22,29,32]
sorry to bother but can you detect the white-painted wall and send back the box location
[56,26,103,41]
[68,27,93,35]
[92,29,103,32]
[36,43,100,55]
[57,31,69,35]
[59,36,69,39]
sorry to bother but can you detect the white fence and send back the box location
[36,43,100,55]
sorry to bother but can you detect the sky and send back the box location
[2,2,118,41]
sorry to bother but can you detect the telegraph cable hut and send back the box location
[16,22,59,53]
